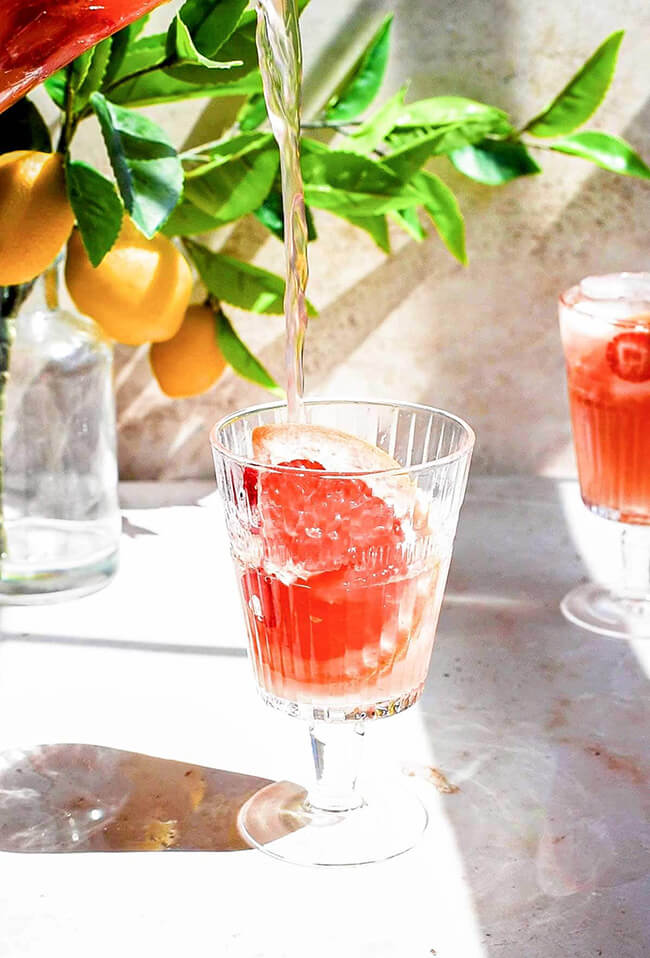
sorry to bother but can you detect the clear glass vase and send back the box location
[0,262,120,603]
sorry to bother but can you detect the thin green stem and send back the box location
[519,140,558,152]
[102,58,176,97]
[301,120,362,130]
[74,57,177,123]
[57,71,78,154]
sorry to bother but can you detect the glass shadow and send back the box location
[0,744,292,854]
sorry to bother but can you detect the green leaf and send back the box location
[166,14,242,69]
[382,98,513,165]
[178,0,249,58]
[336,213,390,253]
[160,199,226,237]
[69,51,94,92]
[381,134,450,181]
[449,140,541,185]
[103,20,152,88]
[301,141,421,216]
[0,98,51,153]
[325,15,393,122]
[184,132,272,174]
[237,93,268,131]
[410,171,466,263]
[90,92,183,237]
[110,65,262,105]
[74,38,114,110]
[254,191,284,239]
[107,22,259,104]
[128,11,151,40]
[253,188,317,242]
[344,84,409,155]
[525,31,624,137]
[183,145,279,224]
[44,71,67,110]
[217,310,283,394]
[390,208,426,242]
[186,241,317,316]
[163,19,257,85]
[65,160,123,267]
[107,34,169,87]
[395,96,511,130]
[305,205,318,243]
[548,131,650,180]
[386,122,508,166]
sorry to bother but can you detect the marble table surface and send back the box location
[0,477,648,958]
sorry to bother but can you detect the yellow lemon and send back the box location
[65,217,193,345]
[0,150,74,285]
[150,303,227,397]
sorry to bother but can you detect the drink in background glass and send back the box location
[0,0,165,113]
[559,272,650,637]
[212,399,474,866]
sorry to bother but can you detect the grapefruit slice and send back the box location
[252,422,415,520]
[252,423,404,473]
[246,423,414,576]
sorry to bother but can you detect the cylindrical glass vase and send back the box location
[0,264,120,603]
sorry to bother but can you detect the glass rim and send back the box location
[210,398,475,478]
[559,271,650,322]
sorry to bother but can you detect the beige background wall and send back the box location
[79,0,650,479]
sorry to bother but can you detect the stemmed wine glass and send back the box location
[559,272,650,637]
[211,399,474,865]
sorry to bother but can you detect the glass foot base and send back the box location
[238,778,428,867]
[561,583,650,638]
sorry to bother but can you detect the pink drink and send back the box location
[560,276,650,524]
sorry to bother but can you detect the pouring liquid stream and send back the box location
[255,0,310,423]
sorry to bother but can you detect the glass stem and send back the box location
[619,524,650,601]
[306,722,365,813]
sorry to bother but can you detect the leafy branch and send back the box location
[1,0,649,394]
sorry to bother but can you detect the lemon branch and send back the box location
[57,70,80,154]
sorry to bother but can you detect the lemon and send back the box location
[150,303,227,397]
[0,150,74,286]
[65,217,193,345]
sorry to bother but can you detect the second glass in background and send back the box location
[559,272,650,637]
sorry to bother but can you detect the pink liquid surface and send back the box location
[562,312,650,523]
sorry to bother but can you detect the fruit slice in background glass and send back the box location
[0,0,167,114]
[559,272,650,637]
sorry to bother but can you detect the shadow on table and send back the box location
[419,478,650,955]
[0,744,289,854]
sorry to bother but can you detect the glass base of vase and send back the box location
[561,582,650,639]
[0,549,118,604]
[238,777,428,867]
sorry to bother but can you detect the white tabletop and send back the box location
[0,477,648,958]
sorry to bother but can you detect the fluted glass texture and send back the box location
[212,400,474,721]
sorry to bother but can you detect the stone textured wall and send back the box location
[97,0,649,479]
